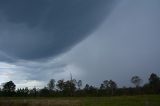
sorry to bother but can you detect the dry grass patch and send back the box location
[0,98,82,106]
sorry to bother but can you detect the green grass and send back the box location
[82,95,160,106]
[0,95,160,106]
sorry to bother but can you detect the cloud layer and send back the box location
[0,0,160,88]
[0,0,116,61]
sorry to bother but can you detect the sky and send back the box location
[0,0,160,88]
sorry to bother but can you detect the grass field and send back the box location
[0,95,160,106]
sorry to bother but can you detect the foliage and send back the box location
[131,76,142,87]
[77,80,82,89]
[149,73,160,85]
[2,81,16,96]
[47,79,55,91]
[148,73,160,93]
[0,73,160,97]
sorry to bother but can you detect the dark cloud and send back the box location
[0,51,16,62]
[0,0,160,89]
[0,0,116,61]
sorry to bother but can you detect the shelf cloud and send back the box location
[0,0,116,61]
[0,0,160,88]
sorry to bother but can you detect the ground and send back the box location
[0,95,160,106]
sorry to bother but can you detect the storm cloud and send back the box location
[0,0,116,61]
[0,0,160,88]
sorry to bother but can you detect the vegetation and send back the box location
[0,95,160,106]
[0,73,159,106]
[0,73,160,97]
[131,76,142,88]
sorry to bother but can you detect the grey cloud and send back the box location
[0,51,16,63]
[14,59,68,81]
[1,0,159,88]
[58,0,160,87]
[0,0,117,61]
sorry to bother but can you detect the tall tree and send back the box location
[47,79,55,91]
[103,80,109,89]
[2,81,16,96]
[56,79,65,91]
[100,84,105,90]
[108,80,117,95]
[84,84,90,91]
[109,80,117,89]
[56,79,76,96]
[77,80,82,90]
[64,80,76,96]
[148,73,160,93]
[103,80,117,95]
[131,76,142,88]
[3,81,16,92]
[149,73,160,85]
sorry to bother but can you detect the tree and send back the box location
[56,79,65,91]
[29,87,38,96]
[103,80,109,89]
[39,87,50,96]
[131,76,142,88]
[103,80,117,89]
[84,84,90,91]
[16,87,29,96]
[56,79,76,96]
[47,79,55,91]
[2,81,16,96]
[100,84,105,90]
[149,73,160,85]
[108,80,117,95]
[103,80,117,95]
[148,73,160,93]
[109,80,117,90]
[77,80,82,90]
[64,80,76,96]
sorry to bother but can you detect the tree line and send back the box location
[0,73,160,97]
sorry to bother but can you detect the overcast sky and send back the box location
[0,0,160,88]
